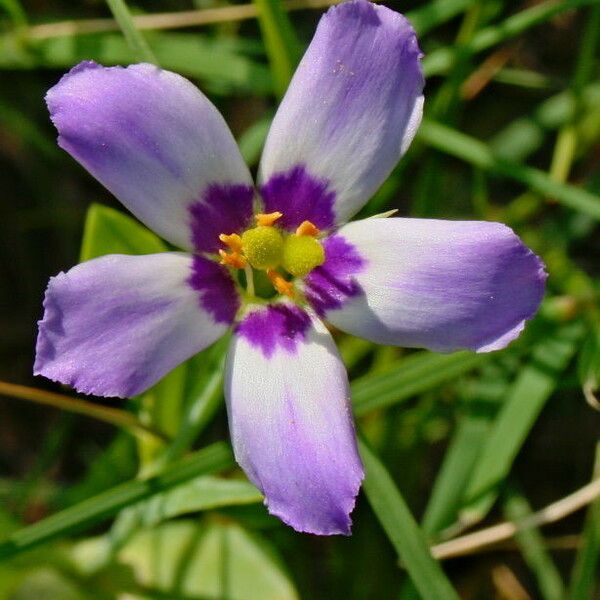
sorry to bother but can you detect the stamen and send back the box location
[244,264,255,297]
[267,269,295,298]
[295,220,320,237]
[219,232,243,253]
[219,249,246,269]
[255,211,283,227]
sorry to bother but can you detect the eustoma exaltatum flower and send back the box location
[35,0,546,535]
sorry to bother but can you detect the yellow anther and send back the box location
[255,211,283,227]
[219,232,243,253]
[219,249,246,269]
[267,270,295,298]
[295,220,320,237]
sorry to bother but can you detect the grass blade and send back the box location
[359,438,460,600]
[422,368,510,535]
[0,442,233,560]
[105,0,157,63]
[568,443,600,600]
[418,119,600,220]
[253,0,301,97]
[504,490,566,600]
[460,322,584,525]
[423,0,599,77]
[352,351,489,416]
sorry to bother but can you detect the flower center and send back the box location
[218,212,325,298]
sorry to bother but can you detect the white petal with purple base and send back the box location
[319,218,546,353]
[35,253,233,397]
[259,0,424,228]
[46,62,253,251]
[225,303,364,535]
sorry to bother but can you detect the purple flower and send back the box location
[34,0,546,535]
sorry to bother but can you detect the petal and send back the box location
[47,61,253,251]
[317,218,546,353]
[35,253,235,397]
[258,0,424,228]
[225,303,364,535]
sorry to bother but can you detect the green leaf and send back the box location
[80,203,166,262]
[120,519,299,600]
[139,476,262,528]
[503,489,566,600]
[253,0,301,98]
[418,119,600,220]
[460,322,584,525]
[352,350,489,416]
[408,0,477,36]
[0,0,27,27]
[0,32,271,95]
[578,324,600,408]
[8,568,85,600]
[421,366,510,535]
[423,0,600,78]
[105,0,157,64]
[490,84,600,163]
[0,443,234,561]
[238,114,273,166]
[359,438,461,600]
[568,443,600,600]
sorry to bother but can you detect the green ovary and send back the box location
[282,234,325,277]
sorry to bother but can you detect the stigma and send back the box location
[218,212,325,297]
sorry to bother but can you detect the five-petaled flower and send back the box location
[35,0,546,535]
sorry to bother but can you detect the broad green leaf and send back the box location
[139,476,262,527]
[120,519,299,600]
[352,350,489,416]
[8,568,85,600]
[460,321,584,524]
[0,443,234,561]
[80,203,166,261]
[359,438,460,600]
[504,490,566,600]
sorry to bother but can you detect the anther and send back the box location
[219,249,246,269]
[296,220,320,237]
[219,233,243,253]
[267,269,295,298]
[255,212,283,227]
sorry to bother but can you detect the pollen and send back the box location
[255,211,283,227]
[267,269,295,298]
[241,226,284,270]
[281,234,325,277]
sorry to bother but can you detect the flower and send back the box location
[34,0,546,536]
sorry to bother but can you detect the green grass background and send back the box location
[0,1,599,598]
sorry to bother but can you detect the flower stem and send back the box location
[0,380,168,442]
